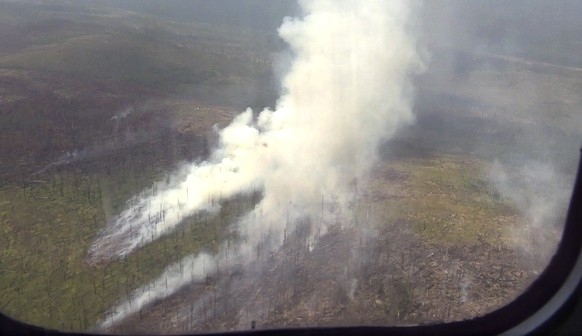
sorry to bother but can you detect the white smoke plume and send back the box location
[89,0,422,262]
[489,161,572,263]
[94,0,424,328]
[100,252,215,329]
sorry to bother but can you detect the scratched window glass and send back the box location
[0,0,580,333]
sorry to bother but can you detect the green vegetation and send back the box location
[0,1,271,329]
[0,165,258,330]
[363,156,518,247]
[1,143,516,330]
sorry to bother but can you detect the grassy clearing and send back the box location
[363,155,519,248]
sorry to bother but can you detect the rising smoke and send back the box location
[413,0,582,269]
[93,0,423,328]
[489,161,572,264]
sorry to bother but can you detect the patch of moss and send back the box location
[363,155,518,247]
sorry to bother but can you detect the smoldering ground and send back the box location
[92,0,424,329]
[89,0,582,331]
